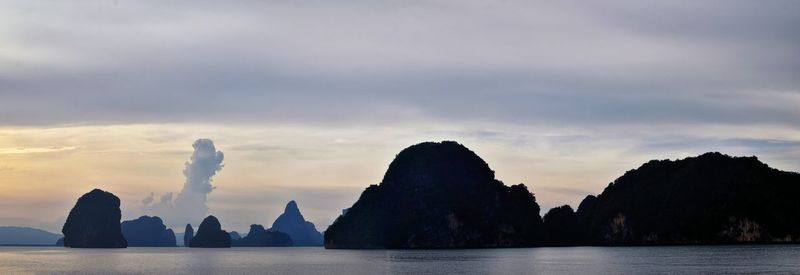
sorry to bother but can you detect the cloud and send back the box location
[641,138,800,151]
[141,192,154,205]
[142,139,224,228]
[0,1,797,128]
[0,146,76,155]
[537,186,594,197]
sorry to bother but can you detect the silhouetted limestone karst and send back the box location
[189,216,231,248]
[120,216,176,247]
[229,231,242,241]
[575,195,597,225]
[325,141,544,249]
[164,229,176,246]
[576,152,800,245]
[233,224,293,247]
[183,224,194,247]
[270,201,323,246]
[56,237,64,246]
[543,205,580,246]
[575,195,597,243]
[62,189,127,248]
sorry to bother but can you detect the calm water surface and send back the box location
[0,245,798,274]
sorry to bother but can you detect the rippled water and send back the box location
[0,245,798,274]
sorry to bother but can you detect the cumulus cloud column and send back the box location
[142,139,224,228]
[174,139,225,223]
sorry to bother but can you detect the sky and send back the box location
[0,0,799,233]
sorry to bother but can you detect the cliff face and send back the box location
[325,141,544,249]
[576,152,800,245]
[270,201,323,246]
[233,224,293,247]
[121,216,176,247]
[62,189,128,248]
[189,216,231,248]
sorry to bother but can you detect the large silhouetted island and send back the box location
[62,189,128,248]
[325,141,544,249]
[572,152,800,245]
[233,224,293,247]
[188,215,231,248]
[270,201,323,246]
[121,216,176,247]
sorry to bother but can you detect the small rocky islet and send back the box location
[188,215,231,248]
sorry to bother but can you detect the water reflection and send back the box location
[0,245,798,274]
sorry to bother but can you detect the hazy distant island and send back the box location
[121,216,176,247]
[0,227,61,246]
[233,224,293,247]
[229,231,242,241]
[326,141,800,249]
[180,200,321,247]
[270,201,324,246]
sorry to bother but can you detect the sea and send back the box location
[1,245,798,274]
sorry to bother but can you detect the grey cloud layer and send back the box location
[1,1,798,127]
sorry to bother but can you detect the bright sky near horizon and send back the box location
[1,0,799,233]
